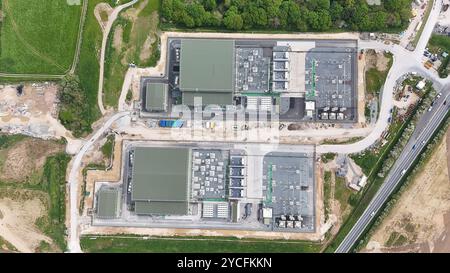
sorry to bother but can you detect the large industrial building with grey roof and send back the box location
[179,39,235,107]
[144,83,168,112]
[140,37,358,122]
[93,141,316,233]
[130,147,191,215]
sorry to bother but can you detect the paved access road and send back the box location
[68,111,129,253]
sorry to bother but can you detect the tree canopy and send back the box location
[161,0,412,32]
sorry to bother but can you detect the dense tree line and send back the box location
[161,0,413,32]
[58,75,93,137]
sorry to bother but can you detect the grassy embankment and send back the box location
[365,52,394,97]
[103,0,161,107]
[81,235,322,253]
[0,235,18,252]
[323,171,332,222]
[74,0,105,134]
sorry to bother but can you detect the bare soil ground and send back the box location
[121,0,147,22]
[375,53,389,72]
[0,84,74,147]
[82,226,324,241]
[365,131,450,252]
[0,193,52,253]
[0,83,58,121]
[0,139,64,182]
[112,25,123,52]
[365,50,389,72]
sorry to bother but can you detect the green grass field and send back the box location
[76,0,103,125]
[428,35,450,53]
[81,235,322,253]
[334,176,353,214]
[0,0,81,74]
[101,135,114,159]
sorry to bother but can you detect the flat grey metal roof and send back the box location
[135,201,188,215]
[180,39,235,93]
[262,152,315,231]
[96,187,120,219]
[145,82,168,112]
[131,147,191,203]
[182,91,233,106]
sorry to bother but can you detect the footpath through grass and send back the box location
[81,235,322,253]
[0,0,81,74]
